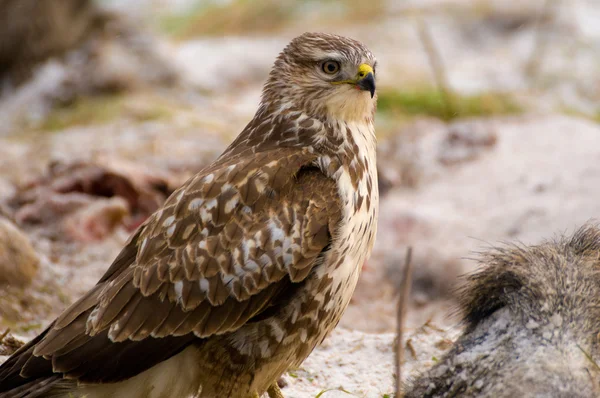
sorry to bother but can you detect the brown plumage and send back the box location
[0,32,378,397]
[406,224,600,397]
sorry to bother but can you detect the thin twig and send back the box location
[415,18,456,119]
[395,247,413,398]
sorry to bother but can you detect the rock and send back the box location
[62,196,129,242]
[0,217,40,287]
[437,119,498,166]
[7,159,173,241]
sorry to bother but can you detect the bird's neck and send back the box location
[314,117,377,163]
[223,101,377,165]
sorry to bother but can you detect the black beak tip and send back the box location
[358,72,376,98]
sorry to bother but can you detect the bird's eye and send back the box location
[321,60,340,75]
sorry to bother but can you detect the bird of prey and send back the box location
[0,32,378,398]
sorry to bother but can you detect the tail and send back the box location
[0,325,66,398]
[0,376,63,398]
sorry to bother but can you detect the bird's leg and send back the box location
[252,393,260,398]
[267,383,285,398]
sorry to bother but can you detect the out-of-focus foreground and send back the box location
[1,0,600,396]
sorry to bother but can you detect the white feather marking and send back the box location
[188,198,203,211]
[222,273,235,285]
[240,241,250,262]
[166,224,176,237]
[232,247,241,262]
[87,306,101,330]
[199,278,209,293]
[203,173,215,184]
[259,253,271,266]
[299,328,308,343]
[139,237,148,253]
[254,174,267,194]
[108,323,120,341]
[205,198,218,210]
[174,281,184,301]
[224,196,239,214]
[244,260,259,274]
[233,263,245,277]
[199,207,211,223]
[162,216,175,228]
[268,220,285,243]
[220,183,232,192]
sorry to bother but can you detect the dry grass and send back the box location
[377,87,522,121]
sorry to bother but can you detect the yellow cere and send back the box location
[331,63,374,85]
[357,63,373,79]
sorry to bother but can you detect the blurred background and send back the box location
[0,0,600,395]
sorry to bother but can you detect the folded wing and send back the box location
[0,147,341,389]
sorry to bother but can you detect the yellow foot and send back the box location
[252,393,260,398]
[267,383,285,398]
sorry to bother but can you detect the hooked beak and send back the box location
[356,63,376,98]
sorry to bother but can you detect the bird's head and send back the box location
[263,32,377,123]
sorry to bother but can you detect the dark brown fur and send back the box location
[406,224,600,397]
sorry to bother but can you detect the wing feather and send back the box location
[1,148,342,387]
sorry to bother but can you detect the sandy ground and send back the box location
[282,325,460,398]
